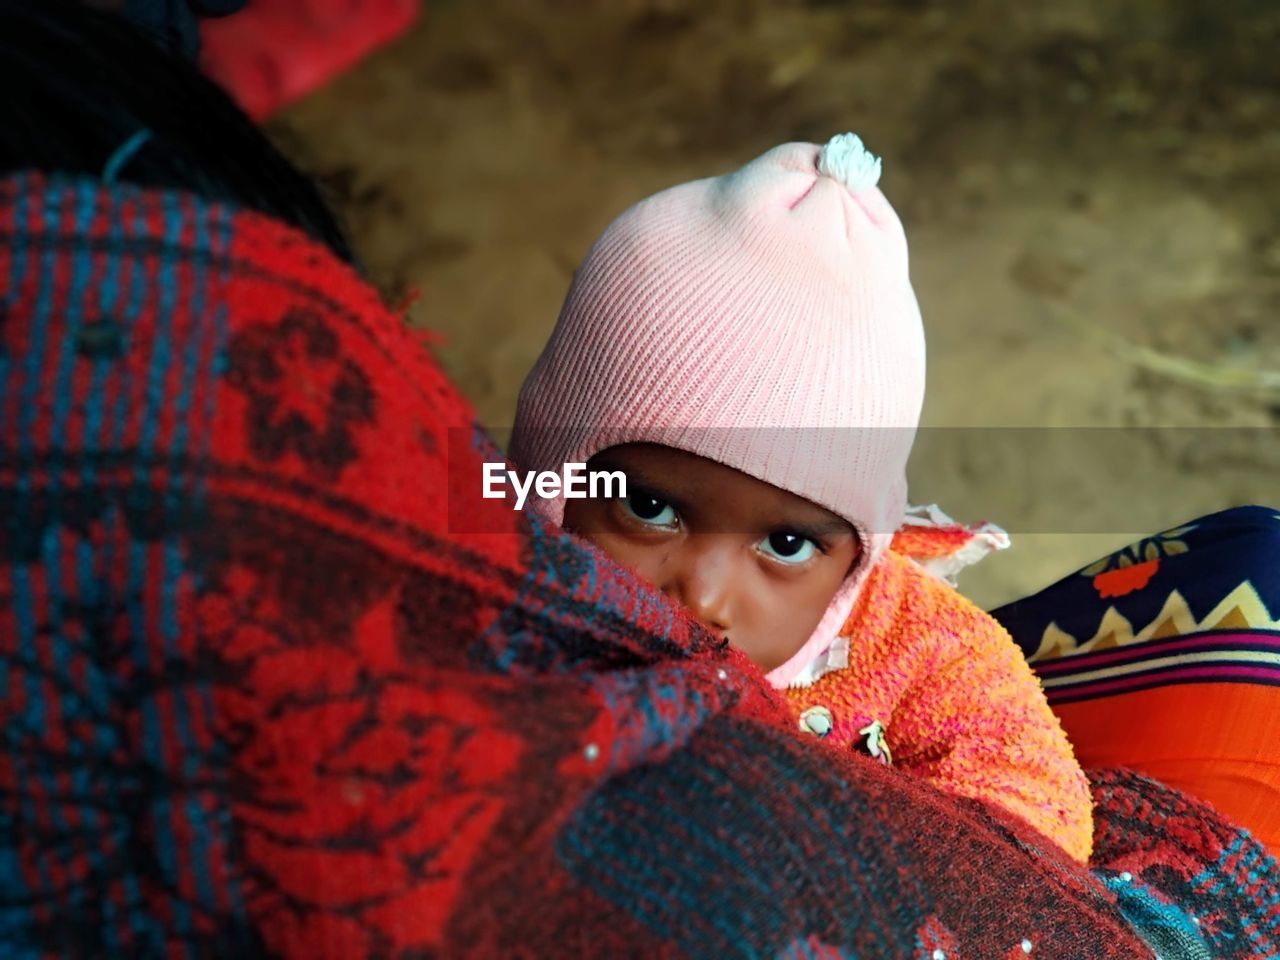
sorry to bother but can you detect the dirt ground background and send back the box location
[271,0,1280,609]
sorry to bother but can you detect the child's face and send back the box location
[563,443,860,672]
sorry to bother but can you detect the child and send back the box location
[508,134,1093,862]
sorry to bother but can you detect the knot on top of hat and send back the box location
[817,133,882,193]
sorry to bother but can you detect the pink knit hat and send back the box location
[509,134,926,688]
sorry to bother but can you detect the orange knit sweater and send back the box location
[783,549,1094,862]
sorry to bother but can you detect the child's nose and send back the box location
[667,539,735,634]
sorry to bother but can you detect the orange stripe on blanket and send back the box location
[1055,682,1280,855]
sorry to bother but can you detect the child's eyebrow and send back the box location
[779,517,854,541]
[591,458,688,500]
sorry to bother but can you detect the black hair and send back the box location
[0,0,355,263]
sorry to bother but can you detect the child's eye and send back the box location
[622,491,678,527]
[758,531,818,565]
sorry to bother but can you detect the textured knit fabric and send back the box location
[891,502,1010,585]
[784,549,1095,863]
[2,172,1276,958]
[994,506,1280,855]
[510,135,926,688]
[1090,767,1280,958]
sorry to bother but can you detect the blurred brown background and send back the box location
[270,0,1280,607]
